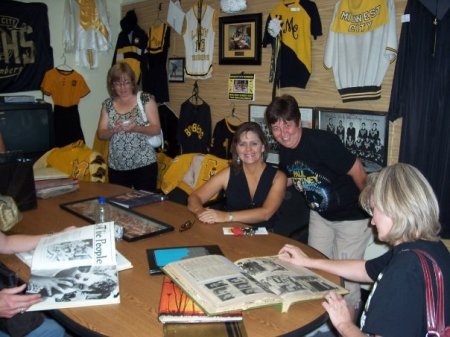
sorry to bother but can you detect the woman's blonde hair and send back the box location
[359,163,441,244]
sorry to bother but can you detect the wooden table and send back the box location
[2,182,340,337]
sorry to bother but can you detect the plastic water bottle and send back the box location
[95,197,110,223]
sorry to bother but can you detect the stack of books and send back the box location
[33,167,79,199]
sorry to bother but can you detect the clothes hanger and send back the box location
[226,103,242,125]
[55,53,73,71]
[153,3,164,25]
[188,81,205,105]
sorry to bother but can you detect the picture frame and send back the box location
[315,107,389,173]
[168,57,185,82]
[60,197,174,242]
[249,104,315,165]
[219,13,262,65]
[249,104,279,165]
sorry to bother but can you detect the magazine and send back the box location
[17,248,132,272]
[108,189,166,208]
[163,254,347,315]
[158,276,242,323]
[25,222,120,311]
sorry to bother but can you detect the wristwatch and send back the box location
[228,213,234,222]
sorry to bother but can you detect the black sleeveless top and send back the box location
[225,165,277,228]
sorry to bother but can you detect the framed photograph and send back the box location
[315,107,389,173]
[168,57,185,82]
[60,197,174,242]
[249,104,314,165]
[249,104,279,165]
[219,13,262,65]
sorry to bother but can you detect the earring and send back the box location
[236,157,241,164]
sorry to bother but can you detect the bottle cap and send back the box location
[98,197,107,203]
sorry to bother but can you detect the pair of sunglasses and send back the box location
[179,220,195,232]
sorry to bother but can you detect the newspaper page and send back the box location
[163,255,282,315]
[26,222,120,311]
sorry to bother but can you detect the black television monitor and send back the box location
[0,102,54,162]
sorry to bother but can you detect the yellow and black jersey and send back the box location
[263,0,322,89]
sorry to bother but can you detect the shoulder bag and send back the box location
[137,91,164,149]
[411,249,450,337]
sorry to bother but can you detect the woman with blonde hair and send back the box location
[279,163,450,337]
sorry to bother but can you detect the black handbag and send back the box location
[0,262,44,337]
[0,153,37,211]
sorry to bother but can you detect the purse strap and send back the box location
[411,249,446,336]
[136,91,149,124]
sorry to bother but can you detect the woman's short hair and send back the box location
[107,62,138,97]
[359,163,441,244]
[265,94,301,127]
[230,122,268,170]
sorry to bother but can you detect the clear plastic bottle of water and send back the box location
[95,197,109,223]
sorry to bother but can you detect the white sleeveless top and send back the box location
[183,5,215,79]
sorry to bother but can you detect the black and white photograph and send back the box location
[315,107,389,173]
[27,265,119,303]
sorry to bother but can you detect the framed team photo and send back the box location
[219,13,262,65]
[315,107,389,173]
[168,57,185,82]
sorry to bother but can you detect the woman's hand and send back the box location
[115,120,136,133]
[0,285,41,318]
[196,209,226,224]
[322,291,358,336]
[278,244,311,267]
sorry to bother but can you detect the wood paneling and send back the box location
[123,0,406,164]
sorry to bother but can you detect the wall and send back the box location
[1,0,124,148]
[123,0,406,165]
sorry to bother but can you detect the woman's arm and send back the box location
[0,232,44,254]
[278,244,372,283]
[347,158,367,191]
[96,105,118,140]
[188,168,230,216]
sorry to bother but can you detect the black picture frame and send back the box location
[315,107,389,173]
[60,197,174,242]
[219,13,262,65]
[248,104,315,165]
[168,57,185,82]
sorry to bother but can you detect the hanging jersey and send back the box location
[324,0,397,102]
[183,5,215,79]
[112,10,148,82]
[177,100,211,153]
[210,118,241,159]
[41,68,90,107]
[263,0,322,89]
[142,23,170,103]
